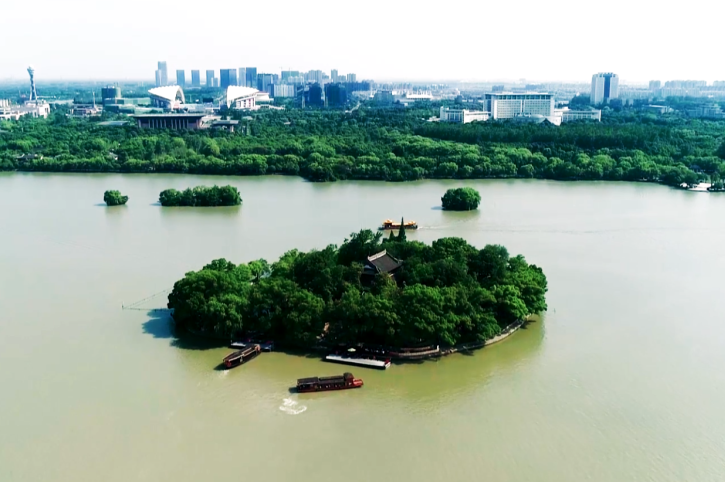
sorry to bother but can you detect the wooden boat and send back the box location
[223,344,261,368]
[296,372,364,393]
[379,219,418,230]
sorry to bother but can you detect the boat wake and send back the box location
[279,398,307,415]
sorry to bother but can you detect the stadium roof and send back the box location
[226,86,259,107]
[148,85,185,104]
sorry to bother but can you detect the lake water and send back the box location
[1,173,725,482]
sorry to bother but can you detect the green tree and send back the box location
[103,190,128,206]
[441,187,481,211]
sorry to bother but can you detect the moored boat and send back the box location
[296,372,364,393]
[223,344,261,368]
[379,219,418,230]
[325,354,391,370]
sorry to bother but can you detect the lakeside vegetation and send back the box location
[103,190,128,206]
[1,106,724,188]
[442,187,481,211]
[158,185,241,207]
[167,230,547,348]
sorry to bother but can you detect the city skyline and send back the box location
[2,0,722,83]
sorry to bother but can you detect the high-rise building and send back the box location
[220,69,238,89]
[206,70,215,87]
[176,70,186,87]
[212,77,219,88]
[272,84,296,98]
[245,67,258,88]
[155,70,162,87]
[281,70,300,82]
[591,73,619,105]
[306,70,323,83]
[331,69,339,82]
[191,70,201,87]
[257,73,275,94]
[157,61,168,86]
[484,93,554,120]
[238,68,246,86]
[649,80,661,90]
[347,73,356,83]
[308,83,323,106]
[325,83,348,107]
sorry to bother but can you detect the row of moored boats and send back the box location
[223,341,392,393]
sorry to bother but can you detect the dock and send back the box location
[325,354,391,370]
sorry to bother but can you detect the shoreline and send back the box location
[181,318,530,361]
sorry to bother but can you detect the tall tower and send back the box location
[27,66,38,101]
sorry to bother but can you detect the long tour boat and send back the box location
[379,219,418,230]
[296,372,364,393]
[223,344,261,369]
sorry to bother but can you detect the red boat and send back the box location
[296,372,364,393]
[223,344,261,368]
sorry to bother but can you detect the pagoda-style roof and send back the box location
[363,250,402,275]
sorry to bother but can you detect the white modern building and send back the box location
[148,85,185,110]
[439,107,489,123]
[271,84,295,98]
[556,108,602,122]
[225,86,263,109]
[591,73,619,105]
[484,92,555,120]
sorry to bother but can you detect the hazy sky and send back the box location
[1,0,722,84]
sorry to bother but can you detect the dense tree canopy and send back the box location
[103,190,128,206]
[167,230,548,348]
[1,106,721,188]
[159,185,241,207]
[442,187,481,211]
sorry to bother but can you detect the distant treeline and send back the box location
[2,106,725,187]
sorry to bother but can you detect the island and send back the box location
[103,190,128,206]
[442,187,481,211]
[159,185,241,207]
[167,229,547,351]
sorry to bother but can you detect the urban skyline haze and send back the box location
[1,0,722,83]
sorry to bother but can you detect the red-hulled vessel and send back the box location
[296,372,363,393]
[223,344,261,368]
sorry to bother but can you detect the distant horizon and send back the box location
[0,74,679,87]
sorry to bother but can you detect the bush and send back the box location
[158,185,242,207]
[441,187,481,211]
[103,190,128,206]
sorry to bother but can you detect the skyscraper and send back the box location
[257,73,275,94]
[331,69,338,82]
[245,67,257,88]
[281,70,300,82]
[591,73,619,105]
[206,70,215,87]
[325,83,347,107]
[238,68,246,86]
[176,70,186,87]
[191,70,201,87]
[347,73,356,83]
[220,69,238,89]
[157,61,168,86]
